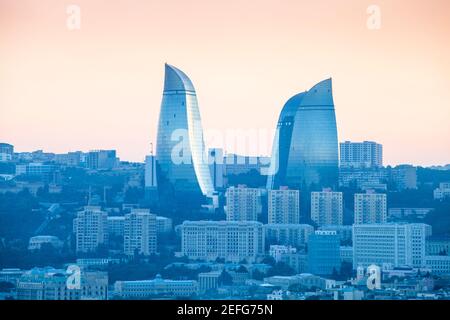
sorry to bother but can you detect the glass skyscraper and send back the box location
[267,78,339,191]
[155,64,214,201]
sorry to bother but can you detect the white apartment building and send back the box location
[353,223,432,269]
[124,209,157,256]
[74,206,108,253]
[311,188,343,226]
[181,221,264,263]
[340,141,383,168]
[225,185,262,221]
[268,187,300,224]
[354,190,387,224]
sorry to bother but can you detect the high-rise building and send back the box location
[353,223,432,269]
[307,231,341,276]
[268,187,300,224]
[339,141,383,168]
[0,143,14,162]
[144,155,157,189]
[74,206,108,253]
[181,221,264,263]
[124,209,157,256]
[225,185,262,221]
[354,190,387,224]
[155,64,214,199]
[390,165,417,190]
[311,188,343,226]
[267,79,339,192]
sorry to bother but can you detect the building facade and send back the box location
[353,223,432,269]
[124,209,157,256]
[339,141,383,168]
[268,187,300,224]
[225,185,262,222]
[181,221,264,263]
[74,206,108,253]
[354,191,387,224]
[311,188,343,226]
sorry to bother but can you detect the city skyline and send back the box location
[1,0,450,166]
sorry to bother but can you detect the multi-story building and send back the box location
[307,231,341,276]
[426,236,450,256]
[155,64,214,199]
[28,236,63,251]
[107,216,125,236]
[268,187,300,224]
[225,185,262,222]
[388,208,433,221]
[434,182,450,200]
[156,216,173,235]
[425,256,450,275]
[208,148,225,190]
[353,223,432,269]
[181,221,264,263]
[266,79,339,192]
[311,188,343,226]
[340,246,353,263]
[16,267,81,300]
[265,224,314,248]
[0,143,14,162]
[339,141,383,168]
[73,206,108,253]
[354,190,387,224]
[87,150,117,170]
[124,209,157,256]
[198,271,222,293]
[390,165,417,190]
[339,167,388,189]
[269,245,297,262]
[318,225,353,244]
[114,274,198,298]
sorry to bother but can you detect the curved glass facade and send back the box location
[267,79,339,191]
[155,64,214,197]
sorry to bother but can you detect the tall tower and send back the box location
[155,64,214,205]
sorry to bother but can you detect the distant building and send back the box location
[28,236,63,251]
[144,154,157,189]
[307,231,341,276]
[0,143,14,162]
[107,216,125,236]
[208,148,225,189]
[434,182,450,200]
[425,256,450,275]
[339,141,383,168]
[388,208,433,221]
[353,223,432,269]
[15,163,57,180]
[318,225,352,243]
[225,185,262,221]
[54,152,83,167]
[265,224,314,248]
[16,267,80,300]
[311,188,343,226]
[74,206,108,253]
[224,154,270,176]
[354,190,387,224]
[340,246,353,263]
[156,216,173,235]
[114,274,198,298]
[391,165,417,190]
[339,167,387,189]
[426,236,450,256]
[268,187,300,224]
[269,245,297,262]
[87,150,117,170]
[198,271,222,293]
[181,221,264,263]
[124,209,157,256]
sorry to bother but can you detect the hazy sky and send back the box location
[1,0,449,166]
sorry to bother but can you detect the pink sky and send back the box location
[0,0,449,166]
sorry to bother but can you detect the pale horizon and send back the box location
[1,0,449,166]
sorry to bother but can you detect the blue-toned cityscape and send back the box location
[0,64,449,301]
